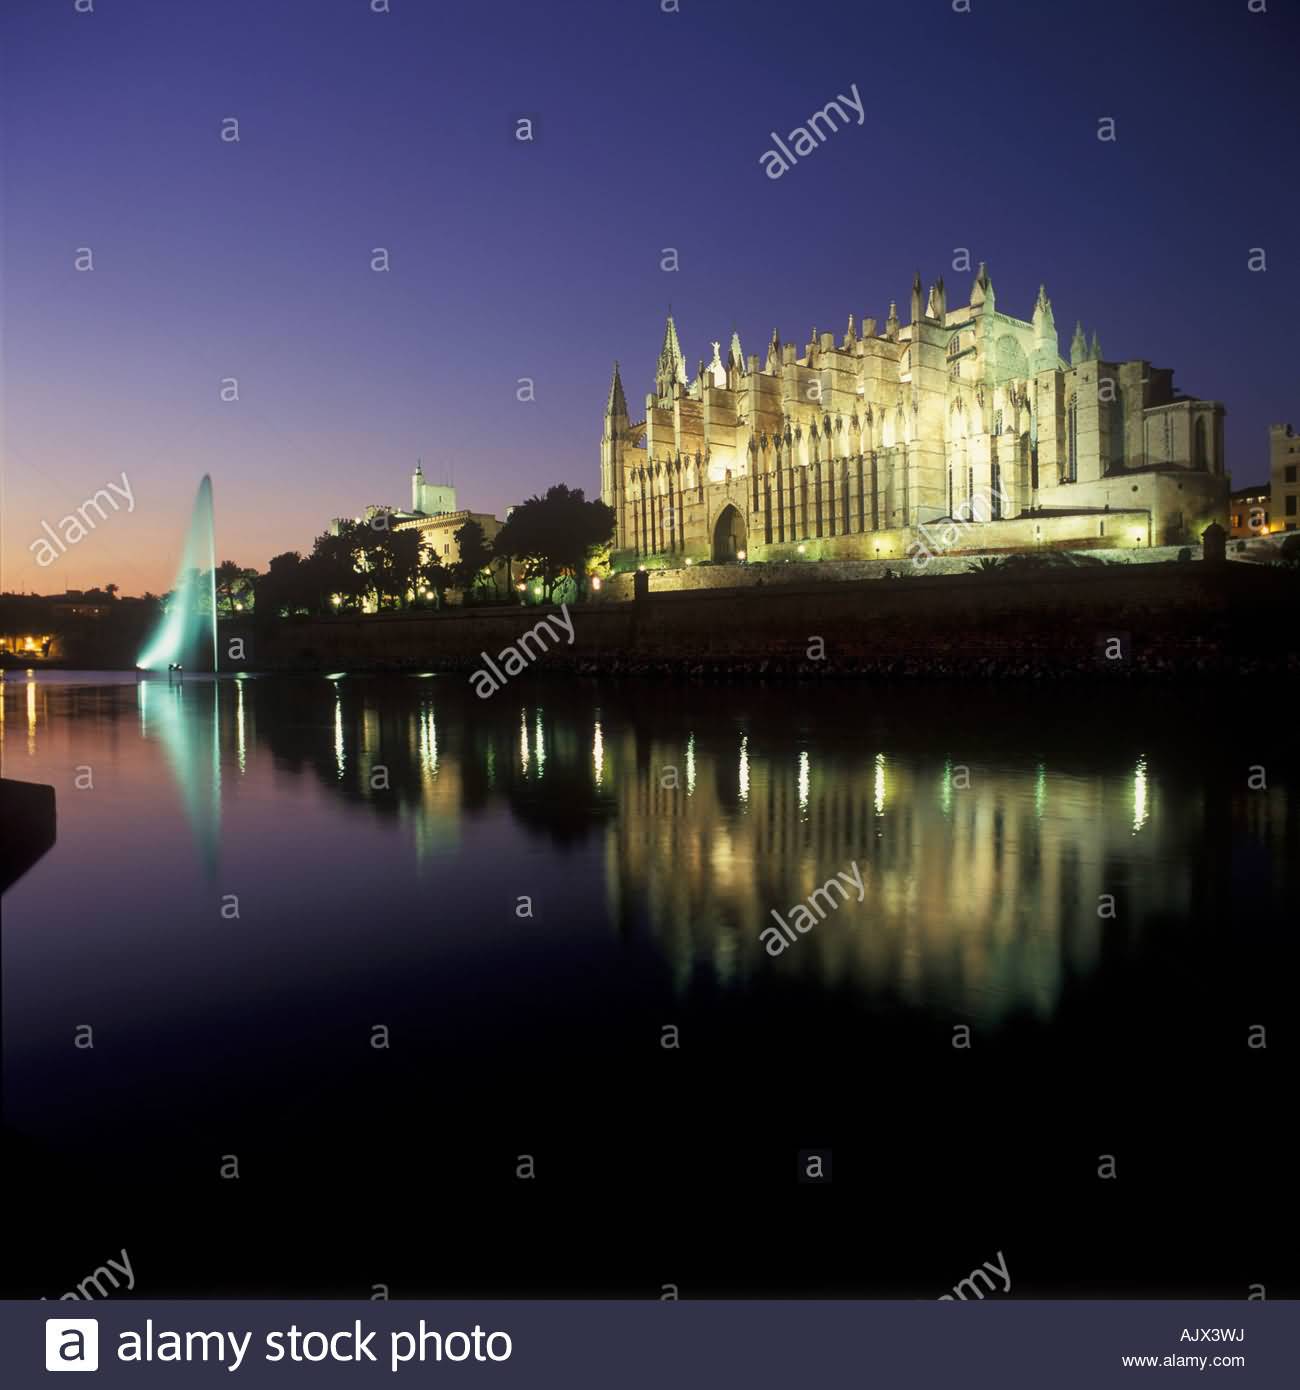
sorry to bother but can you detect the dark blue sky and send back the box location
[3,0,1296,592]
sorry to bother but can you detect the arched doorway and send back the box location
[712,504,747,562]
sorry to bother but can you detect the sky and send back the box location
[3,0,1297,595]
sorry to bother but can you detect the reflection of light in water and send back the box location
[798,750,810,815]
[1035,762,1046,819]
[333,694,345,778]
[27,676,37,753]
[686,733,696,795]
[419,705,438,779]
[874,751,886,817]
[520,709,529,771]
[1133,754,1148,834]
[137,678,149,735]
[593,720,604,787]
[235,679,246,774]
[535,711,545,776]
[941,758,952,816]
[485,742,495,787]
[146,678,222,877]
[738,735,749,802]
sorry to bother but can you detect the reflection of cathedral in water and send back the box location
[596,721,1199,1023]
[125,673,1278,1028]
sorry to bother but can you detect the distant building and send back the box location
[1271,424,1299,532]
[395,509,503,565]
[410,461,456,518]
[1229,484,1270,539]
[601,267,1229,566]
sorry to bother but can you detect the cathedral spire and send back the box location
[970,261,993,311]
[606,360,628,418]
[911,271,923,323]
[1089,330,1102,361]
[729,328,744,372]
[655,313,688,398]
[1070,320,1088,366]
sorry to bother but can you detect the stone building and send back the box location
[1229,484,1270,539]
[600,267,1229,567]
[1270,423,1299,532]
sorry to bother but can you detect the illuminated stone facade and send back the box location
[600,267,1229,565]
[1270,423,1299,532]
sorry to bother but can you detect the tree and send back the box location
[492,485,615,602]
[256,551,313,618]
[452,519,494,595]
[214,560,256,615]
[311,524,369,611]
[418,550,453,607]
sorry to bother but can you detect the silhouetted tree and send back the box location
[452,519,494,595]
[257,551,313,617]
[493,485,615,602]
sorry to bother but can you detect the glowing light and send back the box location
[520,709,529,770]
[235,678,246,774]
[332,595,342,606]
[737,549,747,561]
[874,751,886,817]
[593,720,604,786]
[798,543,806,554]
[591,576,602,591]
[1133,754,1149,834]
[333,694,345,778]
[419,705,438,778]
[940,759,952,815]
[798,749,810,814]
[27,676,37,751]
[325,672,347,681]
[685,733,696,795]
[534,710,545,774]
[1034,762,1047,818]
[738,734,750,802]
[685,558,693,566]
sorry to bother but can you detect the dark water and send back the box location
[3,671,1295,1298]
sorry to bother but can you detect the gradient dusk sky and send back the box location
[3,0,1297,596]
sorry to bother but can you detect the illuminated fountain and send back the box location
[137,475,218,672]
